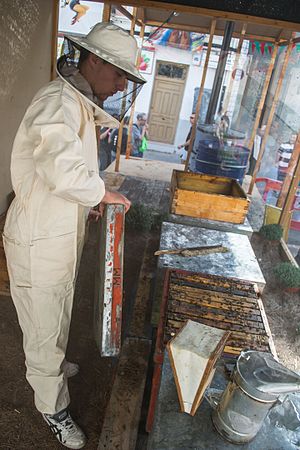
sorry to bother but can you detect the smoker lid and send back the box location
[234,351,300,402]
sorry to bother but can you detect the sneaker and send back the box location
[43,409,87,449]
[62,360,80,378]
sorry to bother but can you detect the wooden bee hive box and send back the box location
[170,170,249,224]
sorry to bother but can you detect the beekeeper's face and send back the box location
[87,53,128,102]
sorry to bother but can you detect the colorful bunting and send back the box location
[250,40,274,55]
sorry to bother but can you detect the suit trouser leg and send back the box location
[9,281,75,414]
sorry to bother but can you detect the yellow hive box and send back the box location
[170,170,250,224]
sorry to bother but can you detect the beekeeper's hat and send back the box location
[64,22,146,84]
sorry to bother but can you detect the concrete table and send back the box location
[147,352,300,450]
[167,213,253,237]
[158,222,265,290]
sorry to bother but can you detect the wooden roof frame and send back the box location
[106,0,300,42]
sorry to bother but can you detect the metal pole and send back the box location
[205,21,234,124]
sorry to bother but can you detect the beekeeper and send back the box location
[3,22,145,449]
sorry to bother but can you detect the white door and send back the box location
[148,61,189,144]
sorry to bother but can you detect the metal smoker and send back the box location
[212,350,300,444]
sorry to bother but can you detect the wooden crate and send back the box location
[170,170,249,224]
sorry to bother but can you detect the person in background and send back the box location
[276,133,297,182]
[132,113,148,158]
[98,126,112,171]
[98,115,119,171]
[177,113,195,164]
[110,116,130,162]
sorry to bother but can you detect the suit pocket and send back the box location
[2,235,31,287]
[30,232,76,288]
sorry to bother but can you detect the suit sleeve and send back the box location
[31,91,105,207]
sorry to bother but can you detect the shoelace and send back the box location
[60,418,77,435]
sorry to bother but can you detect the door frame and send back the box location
[148,59,189,144]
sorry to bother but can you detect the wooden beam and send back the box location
[280,35,300,46]
[103,0,300,33]
[125,23,145,159]
[247,42,279,194]
[222,22,247,114]
[115,8,138,172]
[50,0,59,81]
[97,337,151,450]
[277,135,300,208]
[184,19,217,171]
[248,40,292,194]
[102,4,112,22]
[279,149,300,237]
[145,20,277,42]
[115,4,144,27]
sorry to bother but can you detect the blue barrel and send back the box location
[195,140,250,183]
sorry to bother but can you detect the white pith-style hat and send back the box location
[64,22,146,84]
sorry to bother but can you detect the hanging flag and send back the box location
[296,43,300,53]
[251,41,256,53]
[260,42,266,55]
[255,41,261,52]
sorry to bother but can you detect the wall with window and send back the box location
[0,0,53,213]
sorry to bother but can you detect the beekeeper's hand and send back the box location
[89,191,131,222]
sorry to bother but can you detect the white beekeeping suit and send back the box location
[3,22,145,431]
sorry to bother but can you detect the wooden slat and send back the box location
[167,311,265,333]
[169,284,261,305]
[97,337,151,450]
[171,272,259,297]
[166,323,269,344]
[169,297,262,319]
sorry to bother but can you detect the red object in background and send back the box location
[256,177,300,231]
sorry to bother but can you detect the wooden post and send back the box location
[125,20,145,159]
[50,0,59,81]
[222,23,247,114]
[102,4,111,22]
[184,19,217,171]
[279,148,300,238]
[115,8,138,172]
[247,42,281,194]
[277,135,300,208]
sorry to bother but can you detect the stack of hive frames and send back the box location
[146,268,275,432]
[163,269,275,357]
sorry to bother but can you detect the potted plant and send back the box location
[259,223,283,242]
[273,262,300,292]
